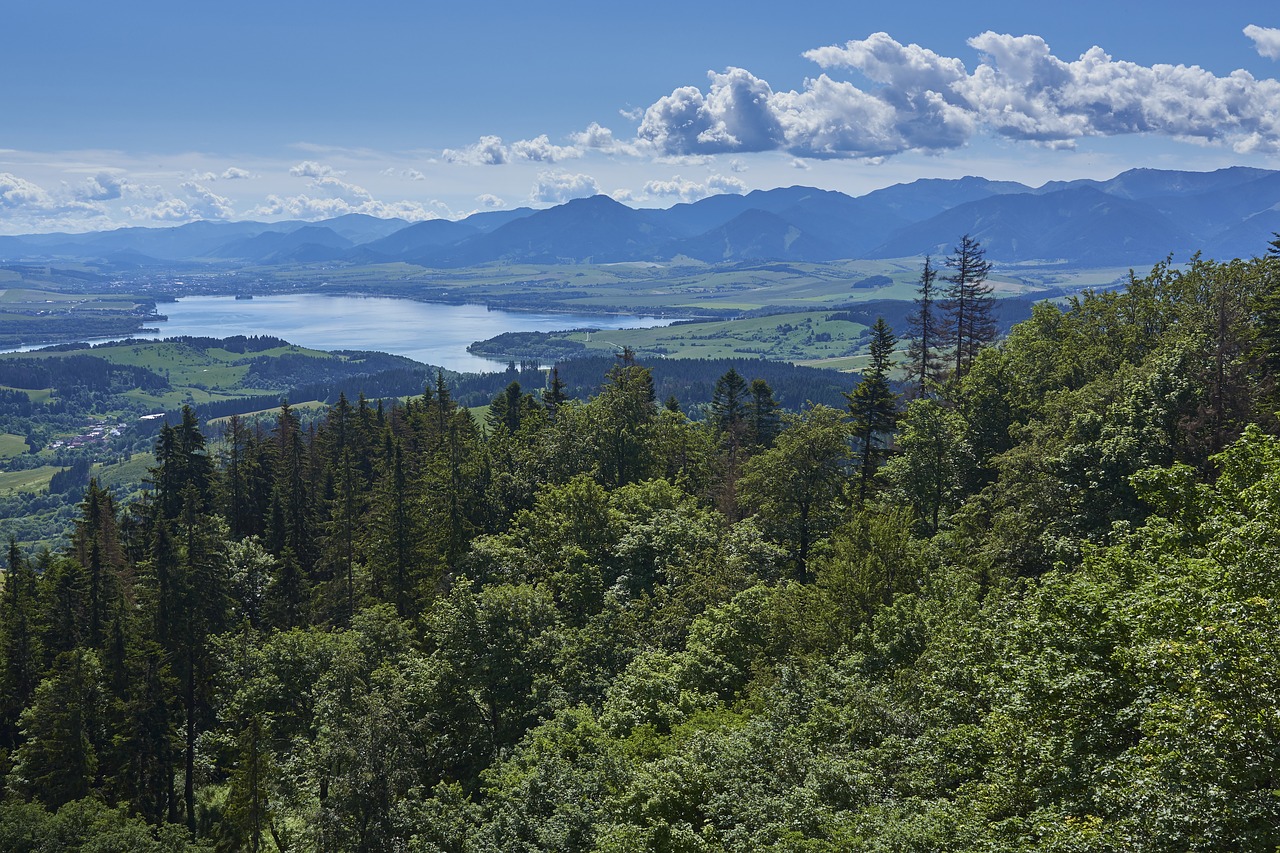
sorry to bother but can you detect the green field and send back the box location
[206,400,328,425]
[257,256,1105,317]
[0,433,27,457]
[0,339,346,410]
[0,465,63,495]
[572,311,871,361]
[0,282,159,347]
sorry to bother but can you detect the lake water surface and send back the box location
[100,295,672,373]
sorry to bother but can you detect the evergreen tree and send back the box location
[846,317,900,501]
[150,406,214,523]
[943,234,995,379]
[12,648,106,808]
[592,351,658,488]
[905,255,943,395]
[710,368,749,437]
[70,480,127,650]
[0,538,41,749]
[710,368,750,517]
[544,366,569,421]
[747,378,781,448]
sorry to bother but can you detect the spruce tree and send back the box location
[847,318,900,501]
[747,378,781,448]
[0,538,41,749]
[943,234,995,379]
[906,255,943,395]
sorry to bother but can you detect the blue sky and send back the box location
[2,0,1279,233]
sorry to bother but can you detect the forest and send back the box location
[1,237,1280,851]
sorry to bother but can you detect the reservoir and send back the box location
[117,295,672,373]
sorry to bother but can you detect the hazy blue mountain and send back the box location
[0,237,32,259]
[210,226,353,263]
[1037,166,1276,200]
[420,194,676,266]
[1143,171,1280,244]
[1203,208,1280,260]
[662,208,842,262]
[355,219,480,261]
[1,167,1276,268]
[773,191,908,256]
[461,207,537,233]
[860,176,1032,222]
[869,186,1193,265]
[84,220,278,260]
[312,213,410,243]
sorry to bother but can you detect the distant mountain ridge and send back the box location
[2,167,1277,269]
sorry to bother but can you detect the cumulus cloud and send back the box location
[179,181,235,220]
[247,175,438,222]
[531,171,599,203]
[75,171,127,201]
[126,198,194,222]
[510,134,581,162]
[476,193,506,208]
[1245,25,1280,60]
[443,135,510,165]
[630,31,1280,159]
[445,134,582,165]
[0,172,55,208]
[289,160,344,178]
[221,167,252,180]
[642,173,747,203]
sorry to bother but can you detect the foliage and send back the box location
[0,238,1279,850]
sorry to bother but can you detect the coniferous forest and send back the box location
[3,241,1280,851]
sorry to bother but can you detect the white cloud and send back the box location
[180,181,235,220]
[572,122,617,149]
[531,170,599,203]
[1245,25,1280,60]
[405,169,427,181]
[631,31,1280,159]
[75,171,127,201]
[289,160,344,178]
[728,158,748,173]
[221,167,252,180]
[445,134,583,165]
[476,193,505,208]
[0,172,54,208]
[959,32,1280,151]
[642,173,747,203]
[509,134,581,162]
[247,175,439,222]
[126,198,194,222]
[443,135,511,165]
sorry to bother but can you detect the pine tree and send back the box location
[943,234,995,379]
[747,379,781,448]
[710,368,750,518]
[0,538,41,749]
[847,318,900,501]
[905,255,943,395]
[544,366,569,421]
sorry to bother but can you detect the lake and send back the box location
[78,295,673,373]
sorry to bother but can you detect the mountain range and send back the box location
[2,167,1277,269]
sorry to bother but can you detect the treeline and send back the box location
[1,238,1280,850]
[0,355,170,394]
[240,351,426,391]
[550,355,853,412]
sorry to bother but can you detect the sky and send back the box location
[2,0,1280,234]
